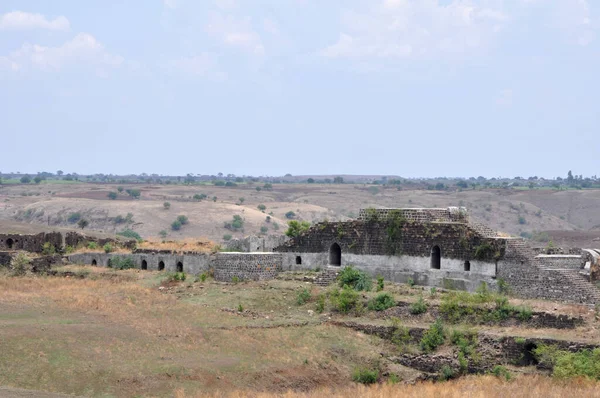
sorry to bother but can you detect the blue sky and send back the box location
[0,0,598,178]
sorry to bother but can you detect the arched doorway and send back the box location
[296,256,302,265]
[329,243,341,266]
[176,261,183,272]
[431,246,441,269]
[141,260,148,270]
[158,261,165,271]
[91,259,97,266]
[464,261,471,272]
[6,238,14,249]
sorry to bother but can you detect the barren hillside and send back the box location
[1,182,600,248]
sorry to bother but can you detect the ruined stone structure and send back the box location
[274,207,600,305]
[4,207,600,304]
[0,232,62,253]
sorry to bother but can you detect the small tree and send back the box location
[333,176,344,184]
[33,176,43,184]
[108,192,118,200]
[126,189,141,199]
[163,202,171,210]
[223,234,232,241]
[285,220,311,237]
[78,219,89,230]
[159,230,168,239]
[260,226,268,234]
[171,220,182,231]
[285,211,296,219]
[20,176,31,184]
[177,215,189,225]
[255,186,262,192]
[10,252,31,276]
[257,204,266,212]
[307,178,315,183]
[239,197,245,204]
[212,196,217,202]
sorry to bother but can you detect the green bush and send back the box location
[117,229,143,242]
[87,241,98,250]
[420,319,445,353]
[409,296,428,315]
[407,277,415,287]
[367,292,396,311]
[330,286,359,314]
[223,234,233,241]
[67,212,82,223]
[337,266,372,291]
[491,365,512,381]
[107,192,118,200]
[171,220,182,231]
[535,346,600,379]
[257,204,266,211]
[352,368,378,384]
[285,211,296,219]
[10,253,31,276]
[163,202,171,210]
[296,288,311,305]
[285,220,311,237]
[177,215,189,225]
[42,242,56,255]
[315,294,325,313]
[439,365,456,381]
[169,272,186,282]
[103,243,113,253]
[390,318,411,348]
[376,276,384,292]
[108,256,135,270]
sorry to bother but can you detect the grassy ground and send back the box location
[0,268,387,397]
[1,266,599,397]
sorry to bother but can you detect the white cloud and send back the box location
[0,33,123,72]
[322,0,508,59]
[206,13,265,55]
[0,11,70,31]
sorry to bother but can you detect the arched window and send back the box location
[6,238,14,249]
[158,261,165,271]
[464,261,471,272]
[141,260,148,270]
[431,246,441,269]
[91,259,97,266]
[329,243,341,266]
[176,261,183,272]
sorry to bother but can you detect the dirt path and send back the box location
[0,386,80,398]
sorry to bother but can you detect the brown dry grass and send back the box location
[138,237,216,253]
[178,375,600,398]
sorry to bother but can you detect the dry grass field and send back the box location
[2,182,600,248]
[1,266,600,397]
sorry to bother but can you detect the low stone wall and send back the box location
[68,251,284,282]
[213,253,283,282]
[224,235,287,253]
[536,254,582,269]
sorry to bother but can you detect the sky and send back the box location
[0,0,598,178]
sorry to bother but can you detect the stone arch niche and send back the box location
[6,238,14,249]
[141,260,148,270]
[431,246,441,269]
[91,259,97,266]
[329,243,342,266]
[158,261,165,271]
[176,261,183,272]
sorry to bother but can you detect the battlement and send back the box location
[357,207,468,223]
